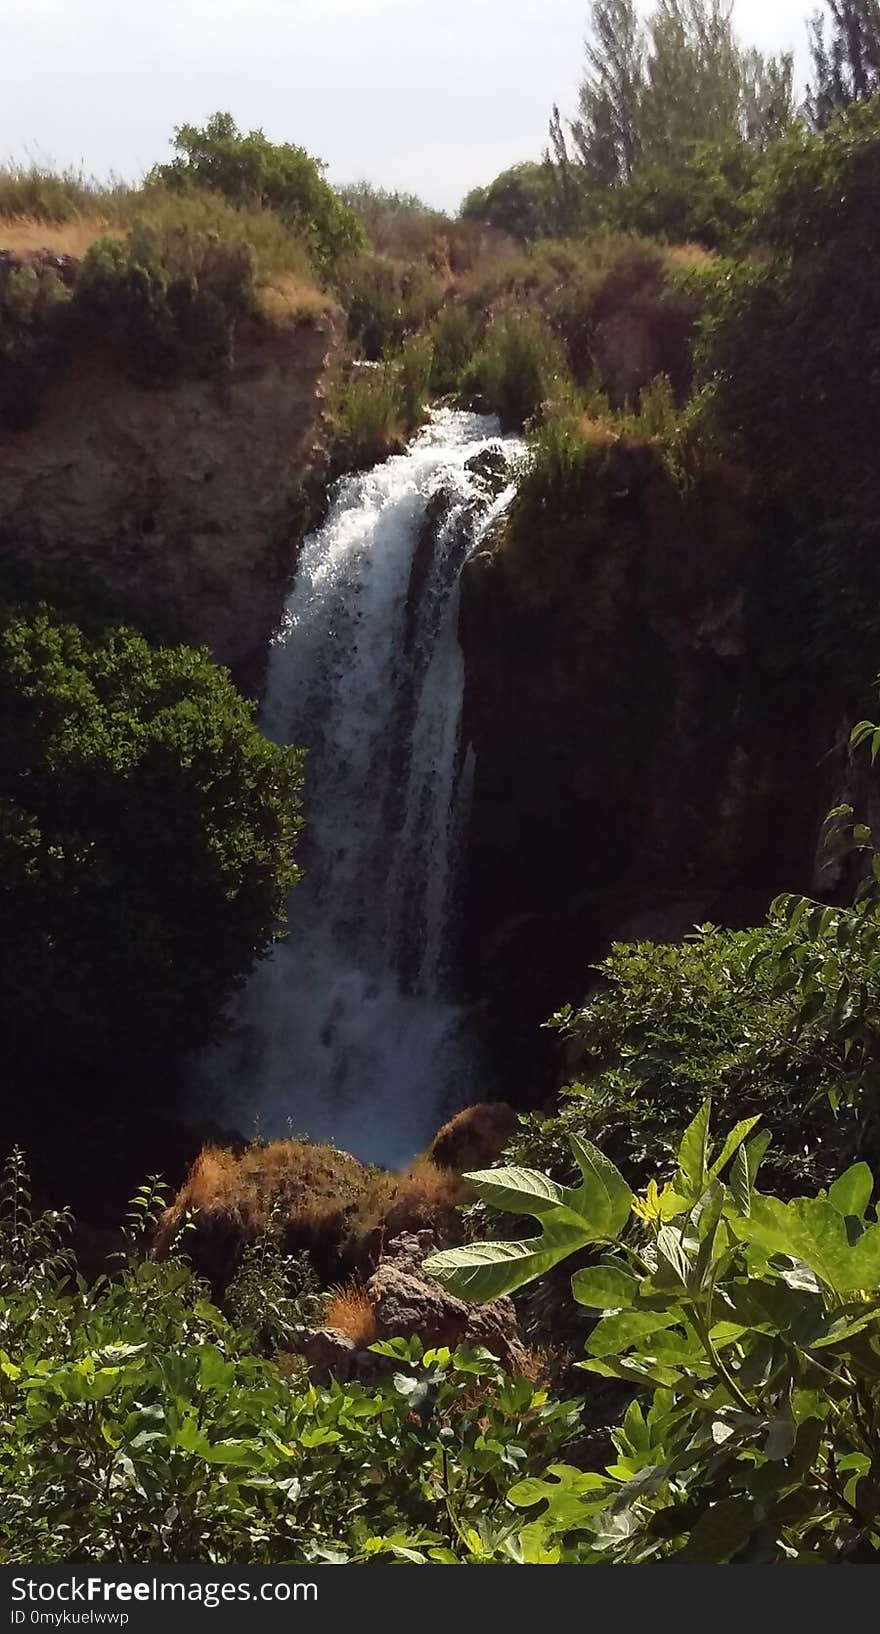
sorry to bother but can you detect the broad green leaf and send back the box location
[676,1099,711,1200]
[730,1145,751,1216]
[567,1135,633,1238]
[708,1116,762,1182]
[424,1225,589,1303]
[461,1165,571,1219]
[571,1261,640,1310]
[580,1355,683,1389]
[734,1194,880,1293]
[586,1308,681,1359]
[657,1225,692,1289]
[828,1163,873,1220]
[685,1496,757,1563]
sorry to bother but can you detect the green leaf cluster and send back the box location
[430,1104,880,1561]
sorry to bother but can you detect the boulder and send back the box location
[368,1231,528,1374]
[464,444,510,497]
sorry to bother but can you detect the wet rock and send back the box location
[464,444,510,497]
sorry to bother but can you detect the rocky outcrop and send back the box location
[0,314,338,687]
[459,437,853,1095]
[368,1231,527,1372]
[299,1232,528,1383]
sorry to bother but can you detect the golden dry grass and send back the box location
[429,1102,519,1172]
[155,1129,488,1288]
[661,241,714,272]
[0,213,121,258]
[324,1282,378,1345]
[257,270,336,327]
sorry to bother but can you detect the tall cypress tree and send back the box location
[570,0,647,187]
[807,0,880,128]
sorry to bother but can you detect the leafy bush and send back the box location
[330,336,435,465]
[460,162,563,242]
[0,1157,580,1565]
[149,112,364,274]
[0,604,302,1081]
[428,303,483,395]
[0,259,72,428]
[608,140,760,249]
[334,251,444,359]
[504,904,880,1202]
[429,1106,880,1562]
[460,310,575,430]
[694,96,880,681]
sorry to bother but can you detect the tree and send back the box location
[460,162,562,241]
[548,1,795,226]
[640,0,749,163]
[149,112,365,272]
[740,47,797,148]
[570,0,646,187]
[0,604,303,1078]
[806,0,880,127]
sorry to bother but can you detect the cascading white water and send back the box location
[199,408,520,1168]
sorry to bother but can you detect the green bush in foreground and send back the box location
[428,1105,880,1562]
[0,604,303,1075]
[0,1154,578,1565]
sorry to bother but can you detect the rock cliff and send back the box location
[459,437,855,1095]
[0,314,338,686]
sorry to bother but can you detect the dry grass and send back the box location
[0,213,121,258]
[351,1157,470,1248]
[324,1282,378,1346]
[154,1139,374,1284]
[155,1119,498,1291]
[428,1102,519,1172]
[662,242,714,272]
[258,270,336,327]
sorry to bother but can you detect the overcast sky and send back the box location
[4,0,814,210]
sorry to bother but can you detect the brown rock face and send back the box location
[367,1231,527,1374]
[459,438,850,1095]
[0,316,338,686]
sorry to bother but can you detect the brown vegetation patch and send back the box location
[324,1282,378,1346]
[154,1139,373,1285]
[428,1102,519,1173]
[0,214,121,259]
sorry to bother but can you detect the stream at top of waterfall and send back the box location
[194,409,523,1169]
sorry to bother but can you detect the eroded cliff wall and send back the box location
[0,314,337,684]
[460,439,855,1094]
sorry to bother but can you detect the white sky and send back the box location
[3,0,814,210]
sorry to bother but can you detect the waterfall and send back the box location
[199,408,521,1168]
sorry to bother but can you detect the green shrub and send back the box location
[0,604,303,1080]
[0,261,72,429]
[429,1106,880,1562]
[0,1157,579,1564]
[694,97,880,682]
[460,162,563,242]
[460,310,575,430]
[76,221,256,386]
[428,302,483,394]
[149,112,365,274]
[334,251,444,359]
[398,331,434,424]
[608,140,760,249]
[331,362,403,463]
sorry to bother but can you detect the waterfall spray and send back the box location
[198,409,520,1167]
